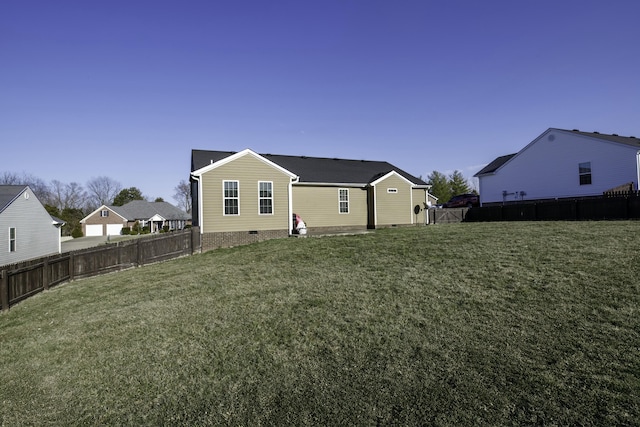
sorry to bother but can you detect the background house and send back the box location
[81,200,191,237]
[0,185,65,266]
[191,149,431,250]
[475,128,640,205]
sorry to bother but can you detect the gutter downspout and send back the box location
[191,174,203,235]
[636,151,640,191]
[289,177,299,235]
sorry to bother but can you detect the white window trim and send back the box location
[579,162,592,186]
[339,188,349,214]
[100,209,109,217]
[258,181,274,215]
[387,188,398,193]
[9,227,16,252]
[223,180,240,216]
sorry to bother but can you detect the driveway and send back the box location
[61,236,112,252]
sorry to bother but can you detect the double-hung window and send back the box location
[9,227,16,252]
[100,210,109,217]
[579,162,592,185]
[258,181,273,215]
[223,180,239,215]
[339,188,349,213]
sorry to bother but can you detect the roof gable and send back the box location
[475,128,640,177]
[0,185,28,214]
[191,149,298,179]
[192,149,428,186]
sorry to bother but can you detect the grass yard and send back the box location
[1,222,639,425]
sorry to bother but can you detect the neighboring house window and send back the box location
[339,188,349,213]
[258,181,273,215]
[387,188,398,193]
[223,180,240,215]
[9,227,16,252]
[101,210,109,217]
[579,162,592,185]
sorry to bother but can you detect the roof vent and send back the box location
[630,136,636,139]
[210,159,213,164]
[572,129,580,132]
[593,131,600,134]
[612,134,619,136]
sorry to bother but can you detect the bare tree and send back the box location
[49,180,88,211]
[86,176,122,210]
[173,179,192,214]
[0,171,51,203]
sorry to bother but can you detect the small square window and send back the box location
[101,210,109,217]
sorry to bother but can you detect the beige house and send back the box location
[191,149,432,250]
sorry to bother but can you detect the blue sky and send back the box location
[2,0,639,202]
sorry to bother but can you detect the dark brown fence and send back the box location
[1,227,200,311]
[465,193,640,222]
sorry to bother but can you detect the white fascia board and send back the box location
[191,148,298,179]
[370,170,415,187]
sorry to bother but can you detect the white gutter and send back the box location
[637,151,640,190]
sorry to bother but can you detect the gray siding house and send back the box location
[0,185,65,266]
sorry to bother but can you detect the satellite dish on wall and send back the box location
[414,205,421,215]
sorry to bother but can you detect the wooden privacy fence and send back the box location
[1,227,200,311]
[465,194,640,222]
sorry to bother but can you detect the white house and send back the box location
[475,128,640,205]
[0,185,65,266]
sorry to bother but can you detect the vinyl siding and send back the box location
[0,188,60,266]
[479,129,640,205]
[375,175,413,226]
[200,154,292,232]
[412,188,428,224]
[292,185,368,228]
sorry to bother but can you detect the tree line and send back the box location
[1,172,191,236]
[425,170,476,204]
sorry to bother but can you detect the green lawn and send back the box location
[1,222,638,425]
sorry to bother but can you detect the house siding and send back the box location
[412,188,428,224]
[479,129,640,205]
[374,175,413,226]
[292,185,368,230]
[0,188,60,266]
[200,154,292,233]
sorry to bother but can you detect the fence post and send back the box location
[69,252,75,281]
[137,238,142,267]
[43,258,49,291]
[1,269,8,311]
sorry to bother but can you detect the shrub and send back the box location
[71,226,83,238]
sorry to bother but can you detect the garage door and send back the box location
[106,224,123,236]
[85,224,103,236]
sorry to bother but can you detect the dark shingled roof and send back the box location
[0,185,27,213]
[474,154,517,176]
[566,128,640,147]
[191,150,429,186]
[109,200,190,221]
